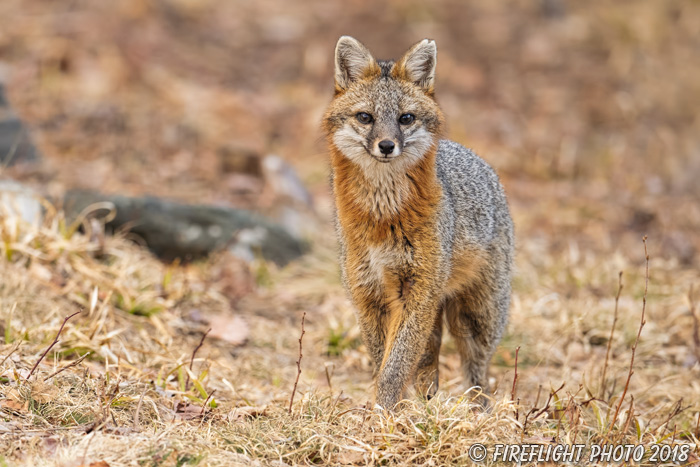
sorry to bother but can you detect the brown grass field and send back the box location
[1,1,699,465]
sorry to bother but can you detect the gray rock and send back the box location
[257,155,319,240]
[262,154,313,208]
[63,190,308,266]
[0,83,41,166]
[0,179,42,227]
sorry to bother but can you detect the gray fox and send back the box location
[322,36,514,409]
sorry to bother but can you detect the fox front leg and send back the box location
[355,303,387,376]
[375,278,440,410]
[413,308,443,399]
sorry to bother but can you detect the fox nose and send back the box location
[378,140,395,155]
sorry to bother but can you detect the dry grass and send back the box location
[1,0,699,465]
[1,203,699,466]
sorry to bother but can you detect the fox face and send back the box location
[323,37,445,175]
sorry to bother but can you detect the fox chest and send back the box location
[347,242,414,292]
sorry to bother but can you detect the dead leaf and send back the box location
[227,405,268,421]
[0,399,27,412]
[30,381,59,404]
[334,451,367,465]
[207,314,249,346]
[77,462,111,467]
[174,401,205,421]
[5,388,22,401]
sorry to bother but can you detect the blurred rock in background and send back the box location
[262,154,317,239]
[0,179,42,228]
[0,78,41,167]
[64,190,308,266]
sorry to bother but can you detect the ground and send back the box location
[0,1,699,466]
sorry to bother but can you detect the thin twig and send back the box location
[360,400,371,430]
[325,362,334,396]
[562,386,583,443]
[522,382,566,436]
[186,328,211,390]
[0,341,22,367]
[601,271,623,398]
[328,389,344,418]
[288,311,306,414]
[689,286,700,364]
[132,385,148,431]
[532,382,566,420]
[26,311,81,382]
[88,378,120,434]
[671,425,677,446]
[200,389,216,416]
[622,395,634,436]
[43,352,91,382]
[567,393,582,444]
[533,385,542,408]
[653,398,687,436]
[105,379,121,414]
[607,236,649,435]
[511,346,520,420]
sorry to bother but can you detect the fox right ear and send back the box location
[334,36,376,91]
[395,39,437,93]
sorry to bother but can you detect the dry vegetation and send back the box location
[1,0,700,466]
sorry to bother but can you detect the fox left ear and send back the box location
[334,36,377,91]
[395,39,437,92]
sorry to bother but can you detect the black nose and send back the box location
[378,140,395,155]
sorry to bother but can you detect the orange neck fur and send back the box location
[330,145,442,245]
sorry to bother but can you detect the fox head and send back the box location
[323,36,445,173]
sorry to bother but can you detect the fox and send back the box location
[322,36,514,410]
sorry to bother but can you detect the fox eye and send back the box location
[399,113,415,125]
[356,112,373,124]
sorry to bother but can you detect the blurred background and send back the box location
[1,0,699,265]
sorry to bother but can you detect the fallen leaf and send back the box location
[30,381,59,404]
[5,388,22,401]
[227,405,268,421]
[0,399,28,412]
[174,401,206,420]
[207,314,249,346]
[334,451,367,465]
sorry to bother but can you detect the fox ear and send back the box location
[334,36,376,91]
[395,39,437,92]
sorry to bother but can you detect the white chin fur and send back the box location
[332,124,435,217]
[333,126,368,163]
[403,127,433,163]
